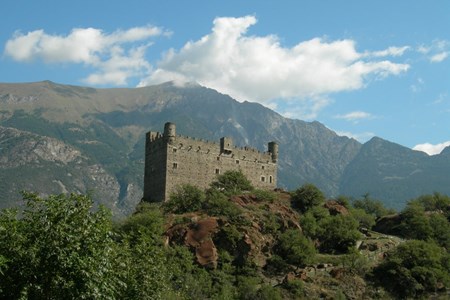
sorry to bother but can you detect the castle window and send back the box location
[269,176,273,183]
[235,160,239,164]
[217,157,220,161]
[215,168,220,174]
[261,176,265,182]
[173,163,178,169]
[262,165,265,170]
[173,148,177,153]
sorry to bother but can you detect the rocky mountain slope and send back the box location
[1,81,450,215]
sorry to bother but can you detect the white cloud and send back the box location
[370,46,410,57]
[334,111,374,122]
[430,51,449,63]
[413,141,450,155]
[139,16,410,112]
[417,40,450,63]
[4,26,165,85]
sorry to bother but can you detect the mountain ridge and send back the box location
[1,81,449,214]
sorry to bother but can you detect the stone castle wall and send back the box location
[144,122,278,202]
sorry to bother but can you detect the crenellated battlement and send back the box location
[144,122,278,202]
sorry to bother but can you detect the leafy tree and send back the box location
[210,170,254,196]
[352,194,395,218]
[292,183,325,213]
[317,215,361,253]
[398,204,433,240]
[429,213,450,249]
[351,208,376,229]
[115,202,173,299]
[410,192,450,213]
[0,192,121,299]
[204,188,243,222]
[374,240,450,298]
[165,184,206,214]
[299,211,319,238]
[276,229,316,268]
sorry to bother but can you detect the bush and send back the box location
[265,255,290,275]
[210,170,254,196]
[374,240,450,298]
[164,184,206,214]
[204,189,243,222]
[254,189,277,202]
[317,215,361,253]
[352,194,395,218]
[283,278,304,298]
[276,229,316,267]
[351,208,376,229]
[292,183,325,213]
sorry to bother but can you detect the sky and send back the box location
[1,0,450,155]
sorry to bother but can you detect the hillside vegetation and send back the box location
[1,171,448,299]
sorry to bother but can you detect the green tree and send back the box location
[351,208,376,229]
[210,170,254,196]
[165,184,206,214]
[0,192,121,299]
[276,229,316,268]
[317,215,361,253]
[352,194,395,218]
[374,240,450,298]
[292,183,325,213]
[398,204,433,240]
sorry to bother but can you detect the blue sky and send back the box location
[1,0,450,155]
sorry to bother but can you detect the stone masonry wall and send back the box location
[144,123,278,202]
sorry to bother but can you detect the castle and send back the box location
[143,122,278,202]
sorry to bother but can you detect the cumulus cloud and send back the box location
[334,111,374,123]
[413,141,450,155]
[139,15,410,116]
[4,26,165,85]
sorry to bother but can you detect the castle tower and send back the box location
[220,137,233,154]
[268,141,278,163]
[163,122,176,144]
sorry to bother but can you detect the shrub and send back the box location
[276,229,316,267]
[351,208,376,229]
[317,215,361,254]
[352,194,395,218]
[164,184,206,214]
[254,189,277,202]
[210,170,254,196]
[292,183,325,213]
[204,189,243,221]
[374,240,450,298]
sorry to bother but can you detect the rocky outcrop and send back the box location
[166,217,219,268]
[323,200,349,216]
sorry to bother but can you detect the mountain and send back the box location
[1,80,449,215]
[340,137,450,210]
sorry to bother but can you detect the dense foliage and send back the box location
[0,192,120,299]
[1,177,449,299]
[374,240,450,298]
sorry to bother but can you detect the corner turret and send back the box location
[268,141,278,163]
[163,122,176,144]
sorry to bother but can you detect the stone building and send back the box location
[143,122,278,202]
